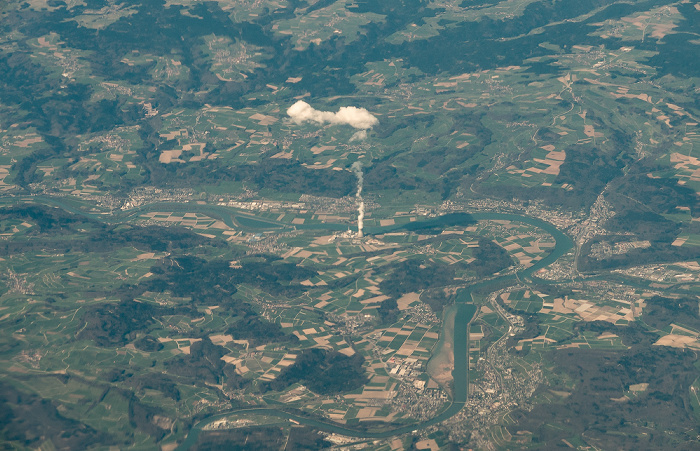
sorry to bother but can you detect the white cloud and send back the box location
[287,100,378,131]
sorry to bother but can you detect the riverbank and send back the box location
[3,196,572,448]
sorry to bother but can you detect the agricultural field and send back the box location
[1,0,700,449]
[1,1,696,221]
[0,199,569,448]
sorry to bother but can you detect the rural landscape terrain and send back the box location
[1,0,700,449]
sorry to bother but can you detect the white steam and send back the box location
[286,100,375,236]
[349,130,368,142]
[351,161,365,237]
[357,200,365,238]
[287,101,378,136]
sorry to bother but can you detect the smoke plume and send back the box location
[351,161,364,197]
[351,161,364,237]
[349,130,368,142]
[287,101,378,135]
[287,100,375,236]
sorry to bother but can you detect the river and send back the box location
[5,197,572,447]
[173,211,572,449]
